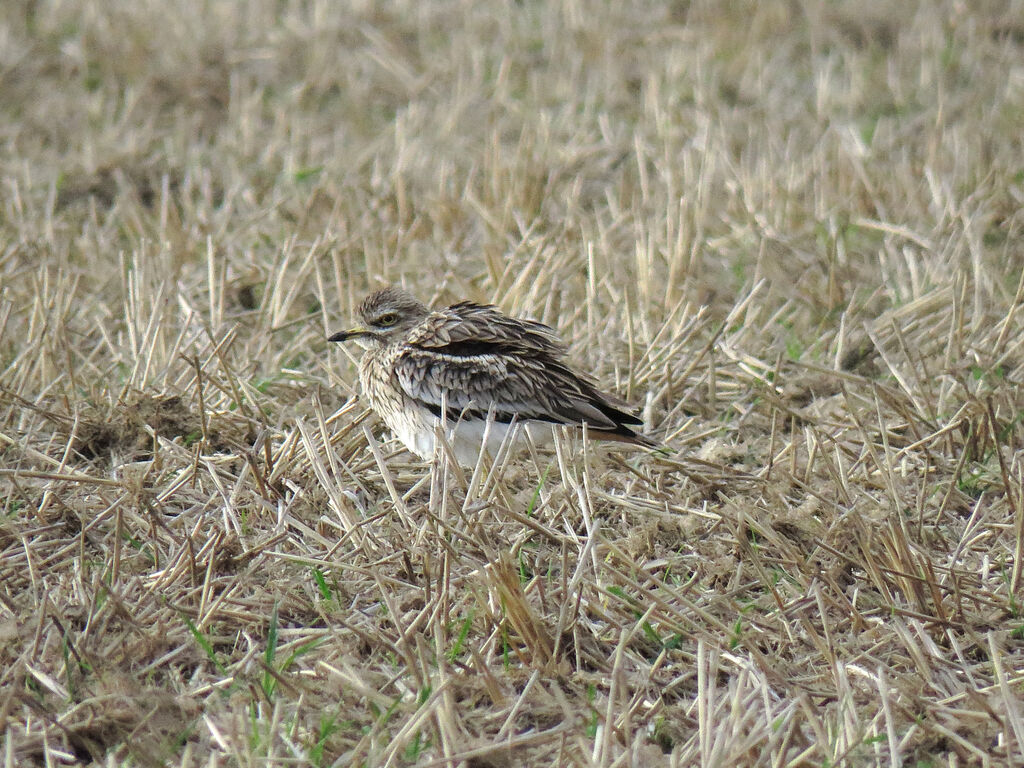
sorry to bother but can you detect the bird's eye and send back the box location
[375,312,399,327]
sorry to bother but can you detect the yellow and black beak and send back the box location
[328,326,372,342]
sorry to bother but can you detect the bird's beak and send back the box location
[328,327,371,342]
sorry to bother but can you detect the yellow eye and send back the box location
[375,312,399,327]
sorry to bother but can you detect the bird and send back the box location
[328,286,656,465]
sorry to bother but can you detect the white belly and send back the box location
[383,406,554,465]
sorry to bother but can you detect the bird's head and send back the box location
[328,286,429,349]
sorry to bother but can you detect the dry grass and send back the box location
[2,0,1024,765]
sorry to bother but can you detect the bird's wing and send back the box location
[394,346,616,427]
[392,342,641,431]
[396,302,646,437]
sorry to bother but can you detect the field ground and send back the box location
[2,1,1024,765]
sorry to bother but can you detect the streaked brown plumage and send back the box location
[329,286,655,464]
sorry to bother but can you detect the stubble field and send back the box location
[2,1,1024,765]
